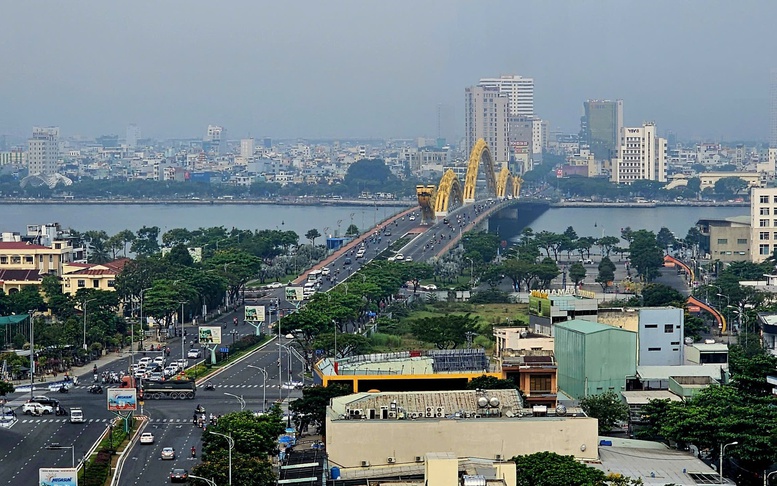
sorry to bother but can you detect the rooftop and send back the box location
[636,365,726,381]
[555,319,635,335]
[620,390,682,405]
[0,241,50,250]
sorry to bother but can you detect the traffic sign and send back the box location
[219,347,229,353]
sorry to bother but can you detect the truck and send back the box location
[141,379,196,400]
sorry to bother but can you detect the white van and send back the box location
[70,408,85,424]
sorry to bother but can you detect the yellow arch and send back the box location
[511,176,523,198]
[416,184,436,225]
[434,169,463,215]
[496,167,510,198]
[463,139,497,202]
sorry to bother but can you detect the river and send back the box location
[0,202,749,243]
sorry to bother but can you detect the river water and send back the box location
[1,203,748,243]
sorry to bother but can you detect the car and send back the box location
[22,402,53,415]
[148,372,164,381]
[187,349,201,359]
[161,447,175,460]
[153,356,165,366]
[321,267,330,276]
[344,257,352,265]
[404,255,413,262]
[175,359,188,368]
[394,254,404,261]
[383,230,391,236]
[266,282,284,289]
[30,396,59,408]
[282,381,304,390]
[139,432,155,444]
[138,357,152,365]
[579,258,594,265]
[169,468,189,483]
[420,284,437,291]
[69,407,85,424]
[443,218,449,224]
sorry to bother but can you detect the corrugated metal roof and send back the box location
[555,319,633,335]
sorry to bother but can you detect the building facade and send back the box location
[611,123,667,184]
[695,217,750,262]
[27,127,60,175]
[637,307,684,366]
[478,75,534,117]
[580,100,623,161]
[465,85,509,167]
[750,187,777,262]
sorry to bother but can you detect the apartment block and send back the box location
[465,85,509,167]
[611,123,667,184]
[750,187,777,262]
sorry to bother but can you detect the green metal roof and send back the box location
[555,319,631,334]
[0,314,30,327]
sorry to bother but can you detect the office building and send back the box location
[771,69,777,148]
[478,75,534,117]
[126,124,140,148]
[465,85,509,168]
[611,123,667,184]
[27,127,60,175]
[240,138,254,160]
[205,125,227,155]
[580,100,623,161]
[750,187,777,263]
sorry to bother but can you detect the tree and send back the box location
[312,333,372,359]
[535,257,560,289]
[596,257,616,292]
[410,314,478,349]
[633,398,672,441]
[596,236,620,257]
[193,454,275,486]
[0,380,14,396]
[640,283,684,307]
[289,383,352,436]
[714,176,749,198]
[512,451,607,486]
[656,227,675,254]
[728,344,777,398]
[466,374,518,390]
[628,230,663,282]
[165,244,194,267]
[579,390,628,435]
[131,225,161,256]
[568,262,586,288]
[305,228,321,246]
[345,224,359,236]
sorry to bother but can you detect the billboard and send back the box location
[528,295,551,318]
[39,468,78,486]
[244,305,265,323]
[285,287,304,302]
[198,326,222,345]
[107,388,137,412]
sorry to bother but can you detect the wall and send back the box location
[638,308,684,366]
[584,328,636,396]
[326,416,598,468]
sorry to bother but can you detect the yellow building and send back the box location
[0,240,81,276]
[61,258,130,296]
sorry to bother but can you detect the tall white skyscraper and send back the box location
[771,69,777,148]
[240,138,255,160]
[27,127,60,175]
[611,123,666,184]
[478,75,534,117]
[126,124,140,148]
[205,125,228,155]
[465,85,509,167]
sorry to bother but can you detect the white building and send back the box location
[126,124,140,148]
[479,74,534,117]
[205,125,227,155]
[240,138,254,160]
[611,123,667,184]
[465,85,509,168]
[751,187,777,263]
[27,127,60,175]
[771,68,777,148]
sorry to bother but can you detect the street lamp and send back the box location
[187,475,216,486]
[83,298,97,351]
[179,301,187,361]
[246,364,268,412]
[464,257,474,286]
[139,287,152,355]
[223,392,245,411]
[716,293,731,343]
[28,310,35,401]
[720,441,738,484]
[766,470,777,485]
[278,344,294,384]
[209,431,234,485]
[46,442,75,468]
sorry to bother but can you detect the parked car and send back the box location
[169,468,189,483]
[139,432,155,444]
[161,447,175,460]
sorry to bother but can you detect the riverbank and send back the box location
[548,200,748,208]
[0,197,413,207]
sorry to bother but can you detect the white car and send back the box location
[421,284,437,291]
[404,255,413,262]
[266,282,284,289]
[409,215,416,221]
[22,402,53,415]
[175,359,188,368]
[153,356,165,366]
[282,381,304,390]
[139,432,155,444]
[321,267,330,276]
[187,349,201,359]
[138,357,152,366]
[394,254,404,261]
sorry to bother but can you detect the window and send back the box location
[665,324,674,333]
[10,256,20,264]
[529,375,552,393]
[761,207,770,215]
[0,256,6,264]
[77,280,85,288]
[93,279,100,288]
[737,238,748,244]
[761,232,770,241]
[25,256,33,264]
[107,280,115,288]
[648,347,662,351]
[671,341,680,345]
[761,244,770,255]
[718,238,729,244]
[761,219,770,227]
[644,324,658,329]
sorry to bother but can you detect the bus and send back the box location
[307,269,323,283]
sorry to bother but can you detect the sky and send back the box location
[1,1,774,142]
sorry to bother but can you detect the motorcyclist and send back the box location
[191,446,196,457]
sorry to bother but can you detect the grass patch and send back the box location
[185,334,272,381]
[79,417,135,486]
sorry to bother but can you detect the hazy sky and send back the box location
[1,1,774,141]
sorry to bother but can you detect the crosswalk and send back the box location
[69,383,286,390]
[15,416,271,425]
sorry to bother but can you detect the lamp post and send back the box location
[179,301,187,360]
[246,364,268,412]
[332,319,337,359]
[716,293,731,344]
[139,287,152,355]
[465,257,473,287]
[83,298,97,351]
[46,443,75,468]
[766,470,777,486]
[209,431,234,485]
[720,441,738,484]
[278,344,293,384]
[223,392,245,411]
[188,476,217,486]
[28,310,35,401]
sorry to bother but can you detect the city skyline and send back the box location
[1,1,775,141]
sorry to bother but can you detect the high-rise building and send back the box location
[478,75,534,117]
[27,127,60,175]
[580,100,623,161]
[126,124,140,148]
[205,125,228,155]
[240,138,255,160]
[465,85,509,167]
[751,187,777,263]
[611,122,666,184]
[771,69,777,148]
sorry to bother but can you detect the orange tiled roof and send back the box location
[0,269,42,282]
[0,242,49,250]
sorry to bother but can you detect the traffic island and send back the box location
[78,417,136,486]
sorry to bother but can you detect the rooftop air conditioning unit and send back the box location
[415,456,424,463]
[361,460,370,467]
[387,457,396,464]
[388,411,397,418]
[495,454,503,461]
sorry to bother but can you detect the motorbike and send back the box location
[88,385,103,394]
[191,447,196,458]
[58,386,69,394]
[204,382,215,391]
